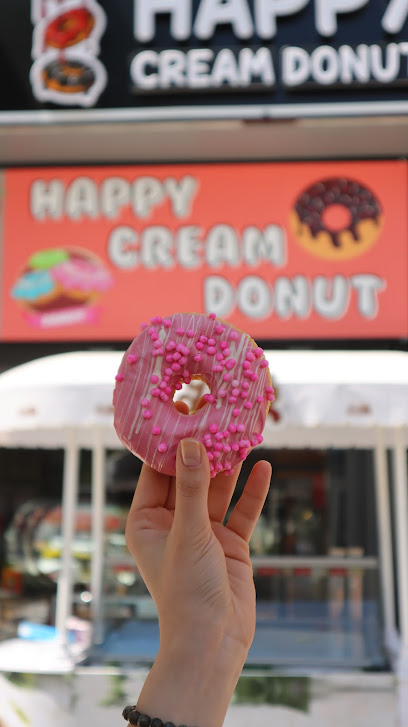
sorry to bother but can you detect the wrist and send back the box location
[135,638,247,727]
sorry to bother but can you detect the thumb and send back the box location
[173,438,211,537]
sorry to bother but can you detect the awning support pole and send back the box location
[392,426,408,674]
[373,429,397,651]
[55,427,79,644]
[91,427,105,645]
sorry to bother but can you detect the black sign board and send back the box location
[1,0,408,122]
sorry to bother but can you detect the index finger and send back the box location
[129,461,171,512]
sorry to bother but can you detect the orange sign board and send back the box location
[1,161,407,341]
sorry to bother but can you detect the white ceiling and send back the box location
[1,114,408,166]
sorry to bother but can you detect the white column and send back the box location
[373,430,396,644]
[55,428,79,643]
[91,427,105,645]
[392,427,408,674]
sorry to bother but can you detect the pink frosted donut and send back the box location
[52,259,112,292]
[113,313,273,478]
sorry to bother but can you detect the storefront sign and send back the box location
[1,1,408,120]
[1,160,407,341]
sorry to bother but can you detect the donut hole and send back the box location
[322,203,352,232]
[173,378,211,415]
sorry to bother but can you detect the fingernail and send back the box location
[181,439,201,468]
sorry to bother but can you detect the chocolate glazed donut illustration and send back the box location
[290,177,384,261]
[30,0,107,107]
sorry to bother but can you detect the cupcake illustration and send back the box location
[11,246,113,328]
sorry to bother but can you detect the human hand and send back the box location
[125,436,271,727]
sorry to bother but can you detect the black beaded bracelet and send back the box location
[122,704,194,727]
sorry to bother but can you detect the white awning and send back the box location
[0,349,407,449]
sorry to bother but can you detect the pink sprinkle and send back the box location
[230,331,238,340]
[225,359,236,370]
[209,313,216,320]
[215,432,223,441]
[152,426,161,435]
[223,430,230,438]
[115,373,124,382]
[207,452,214,460]
[255,348,264,358]
[266,386,274,394]
[226,468,235,476]
[163,375,170,382]
[223,373,231,382]
[232,388,239,396]
[232,443,239,451]
[160,393,169,402]
[244,401,253,409]
[216,353,224,361]
[179,357,187,366]
[154,340,162,348]
[240,451,247,461]
[148,327,155,335]
[232,379,239,387]
[140,322,148,330]
[196,341,204,350]
[223,444,231,453]
[215,462,223,472]
[173,352,181,361]
[151,333,159,341]
[244,370,253,378]
[175,382,182,390]
[215,325,224,334]
[155,316,162,324]
[172,362,181,371]
[163,318,172,327]
[242,361,251,370]
[127,354,139,364]
[176,327,185,335]
[218,389,226,398]
[228,423,237,433]
[220,341,228,349]
[194,354,203,362]
[241,391,248,398]
[208,394,216,404]
[209,423,218,433]
[212,365,223,372]
[158,443,168,453]
[165,354,173,362]
[208,338,216,346]
[246,351,255,362]
[229,396,237,403]
[267,393,275,402]
[151,374,159,384]
[150,317,157,324]
[166,341,176,351]
[240,439,250,448]
[233,408,241,417]
[207,346,216,355]
[143,410,152,419]
[224,461,232,470]
[260,360,268,368]
[257,434,264,444]
[222,348,230,356]
[186,329,195,337]
[257,395,264,403]
[165,368,173,376]
[237,423,245,432]
[214,443,223,451]
[141,398,149,407]
[199,335,208,343]
[152,350,159,357]
[251,373,259,382]
[151,388,160,396]
[165,386,172,394]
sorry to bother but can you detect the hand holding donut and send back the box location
[125,439,271,727]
